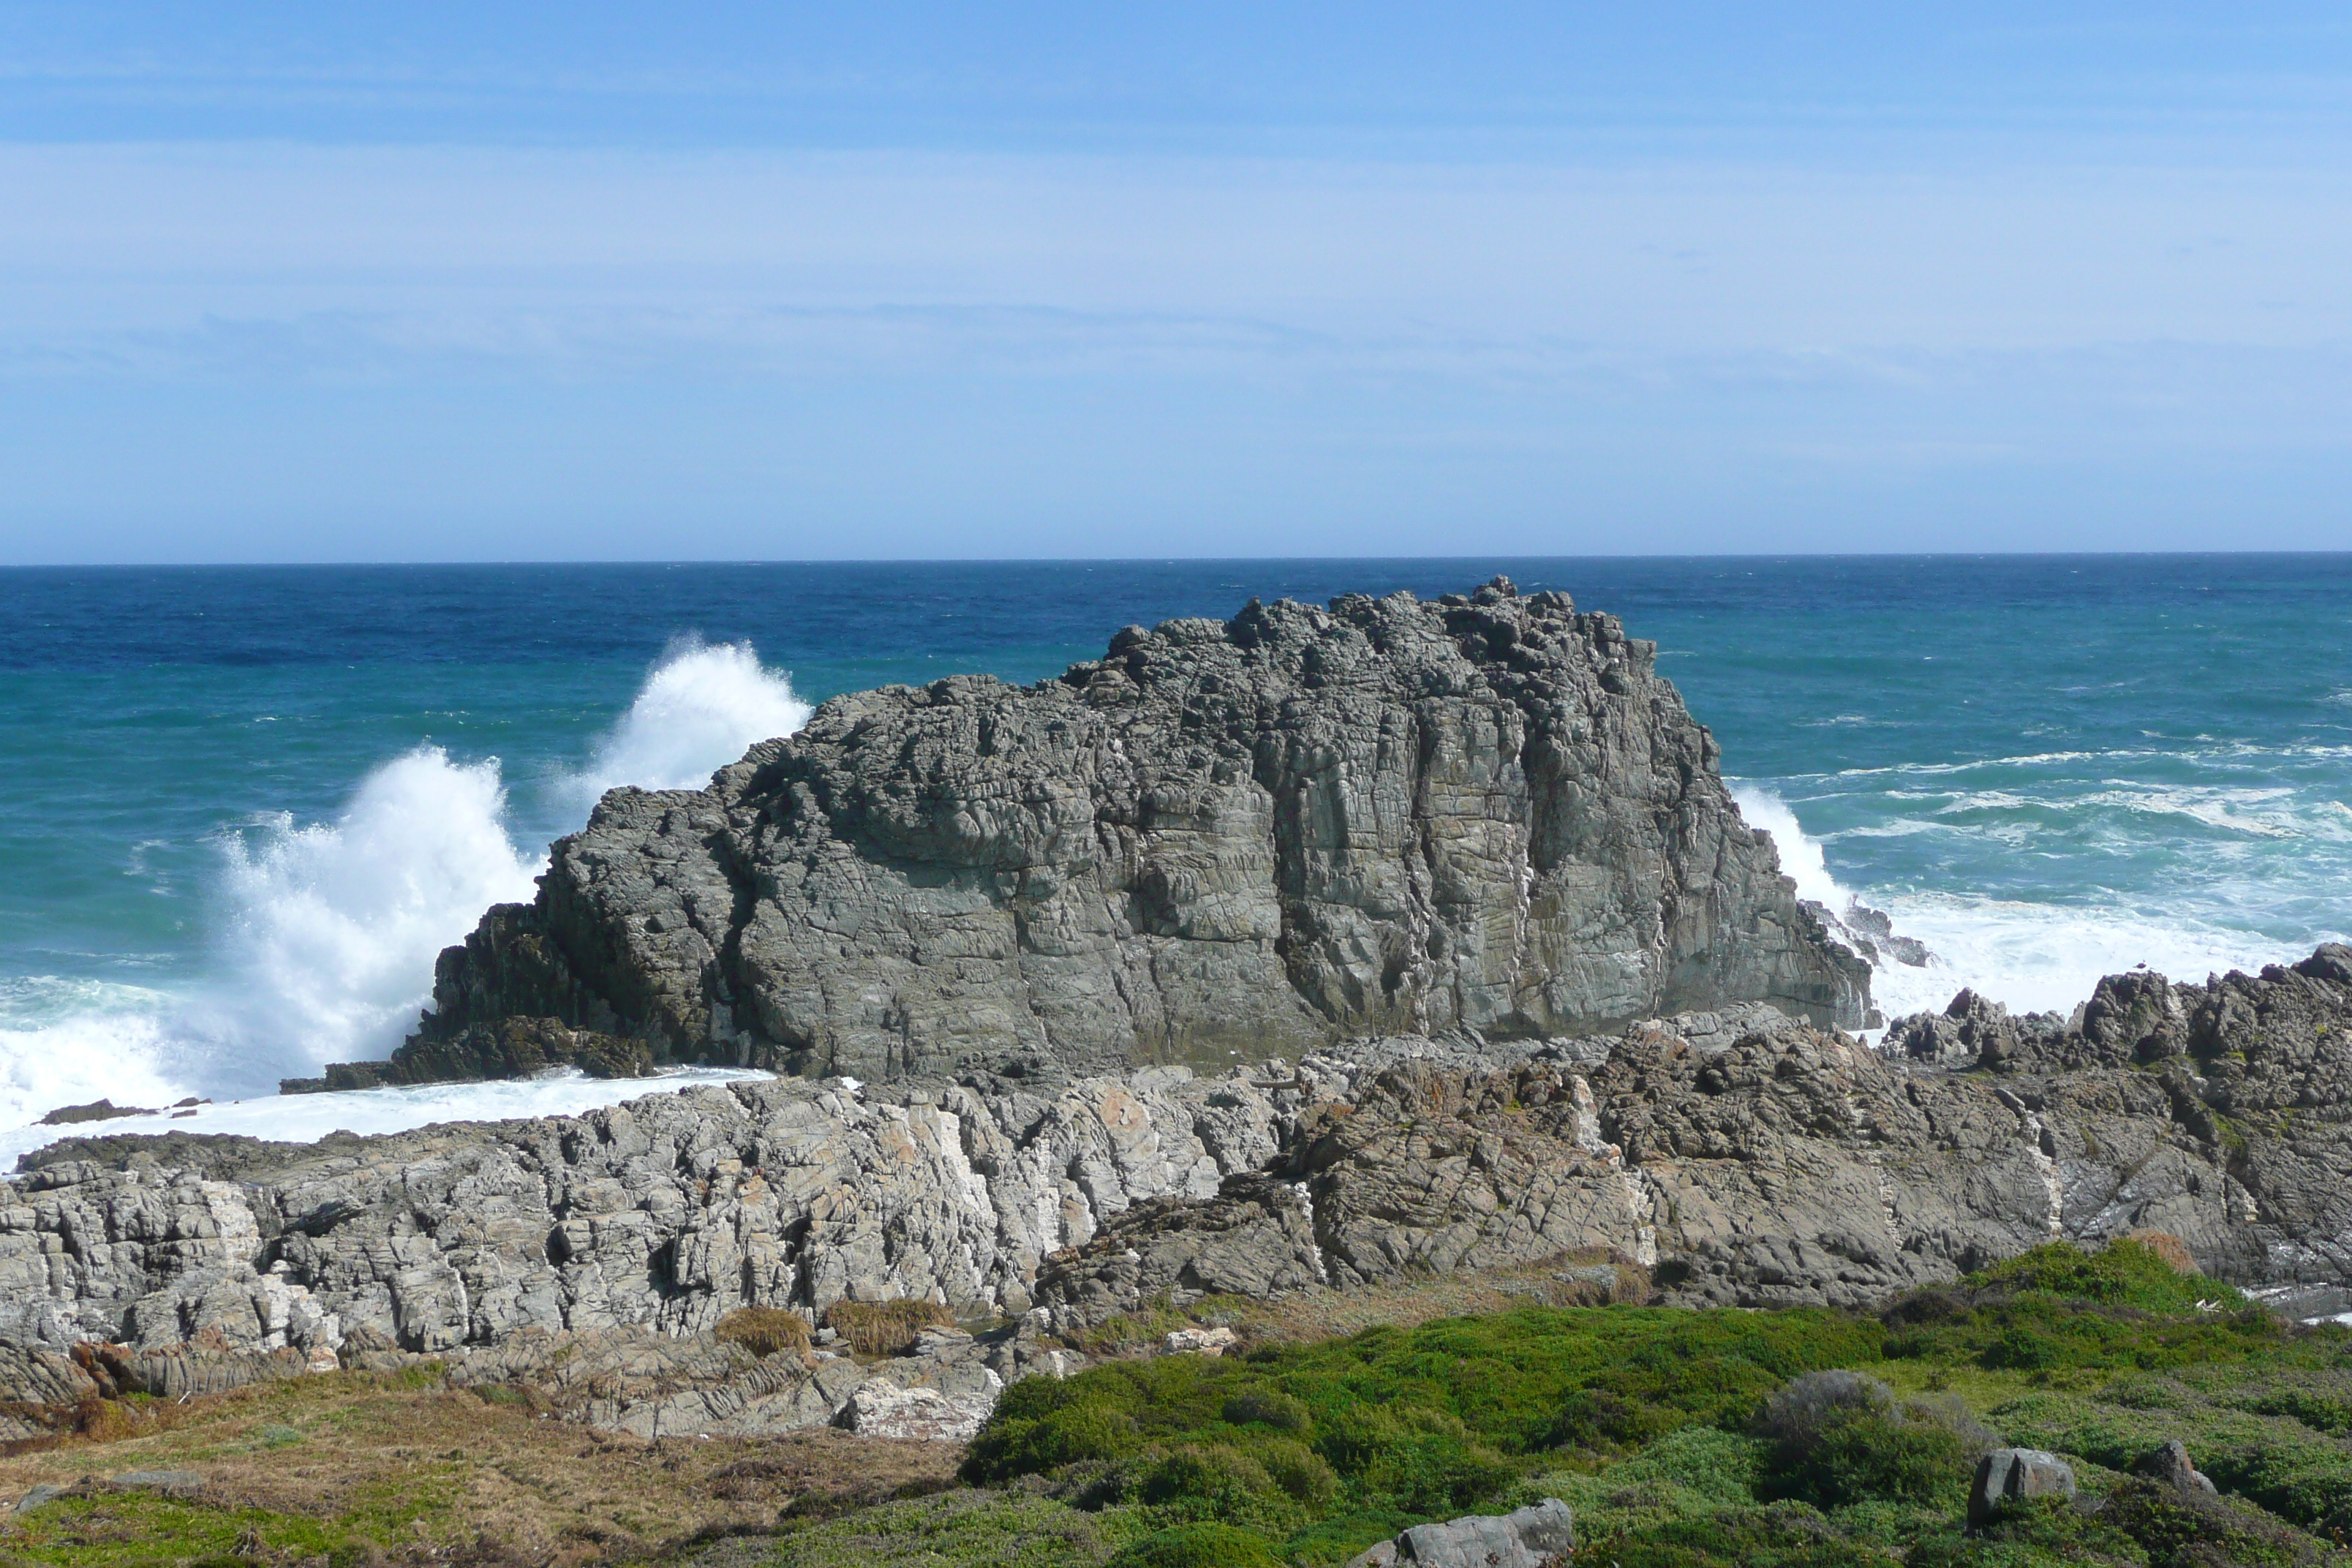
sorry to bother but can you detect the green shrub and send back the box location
[1973,1239,2241,1312]
[1753,1371,1987,1510]
[1994,1387,2352,1535]
[1259,1440,1341,1508]
[1223,1388,1311,1432]
[1105,1520,1281,1568]
[1884,1297,2281,1375]
[965,1400,1142,1481]
[1135,1445,1293,1528]
[764,1490,1132,1568]
[1907,1493,2147,1568]
[1765,1413,1977,1509]
[1586,1501,1895,1568]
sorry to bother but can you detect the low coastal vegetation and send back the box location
[10,1240,2352,1568]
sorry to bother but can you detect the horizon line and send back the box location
[8,548,2352,571]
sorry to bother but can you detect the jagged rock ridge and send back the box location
[369,578,1869,1085]
[8,947,2352,1439]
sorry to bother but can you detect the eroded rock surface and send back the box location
[11,949,2352,1438]
[374,578,1868,1086]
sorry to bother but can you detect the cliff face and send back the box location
[396,578,1868,1082]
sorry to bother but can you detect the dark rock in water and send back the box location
[2133,1439,2218,1497]
[1970,1448,2076,1531]
[1844,902,1931,967]
[364,580,1867,1088]
[37,1098,157,1126]
[2299,943,2352,986]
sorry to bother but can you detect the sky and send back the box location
[2,4,2350,562]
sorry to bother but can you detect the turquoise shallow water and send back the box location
[2,557,2348,1136]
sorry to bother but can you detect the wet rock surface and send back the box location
[370,579,1868,1088]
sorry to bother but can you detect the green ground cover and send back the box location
[12,1241,2352,1568]
[764,1241,2352,1567]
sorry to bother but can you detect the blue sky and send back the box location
[2,4,2349,561]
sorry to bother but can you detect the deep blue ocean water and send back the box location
[4,557,2348,1140]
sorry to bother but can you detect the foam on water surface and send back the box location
[3,557,2346,1146]
[0,1067,772,1172]
[0,636,810,1136]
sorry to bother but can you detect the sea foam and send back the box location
[1733,781,2342,1031]
[0,641,810,1140]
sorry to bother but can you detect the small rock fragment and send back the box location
[2133,1439,2218,1496]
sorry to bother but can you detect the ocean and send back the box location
[3,557,2348,1160]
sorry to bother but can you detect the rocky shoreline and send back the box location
[8,944,2352,1447]
[11,581,2351,1461]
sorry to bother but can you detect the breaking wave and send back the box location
[0,641,808,1134]
[1732,780,2350,1032]
[561,638,813,810]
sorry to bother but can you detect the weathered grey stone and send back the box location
[1389,1498,1575,1567]
[379,581,1869,1088]
[12,947,2352,1431]
[1970,1449,2076,1531]
[1891,988,2027,1068]
[2133,1439,2218,1496]
[840,1382,999,1441]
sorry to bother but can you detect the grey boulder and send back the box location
[1970,1448,2076,1531]
[2133,1439,2219,1497]
[1347,1498,1575,1567]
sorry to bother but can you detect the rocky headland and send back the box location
[11,581,2352,1462]
[298,576,1866,1093]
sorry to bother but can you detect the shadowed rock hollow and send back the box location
[372,578,1868,1085]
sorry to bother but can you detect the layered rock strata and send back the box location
[8,946,2352,1441]
[350,578,1869,1088]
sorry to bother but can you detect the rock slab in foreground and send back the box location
[1346,1498,1575,1567]
[389,578,1868,1085]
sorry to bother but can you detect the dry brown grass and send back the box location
[2122,1228,2198,1273]
[0,1366,962,1567]
[822,1300,954,1359]
[714,1307,813,1359]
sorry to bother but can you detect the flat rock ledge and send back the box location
[8,947,2352,1440]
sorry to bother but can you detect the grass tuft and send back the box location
[824,1299,954,1358]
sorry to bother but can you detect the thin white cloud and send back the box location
[4,143,2351,355]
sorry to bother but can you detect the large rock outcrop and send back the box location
[369,579,1868,1086]
[12,944,2352,1441]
